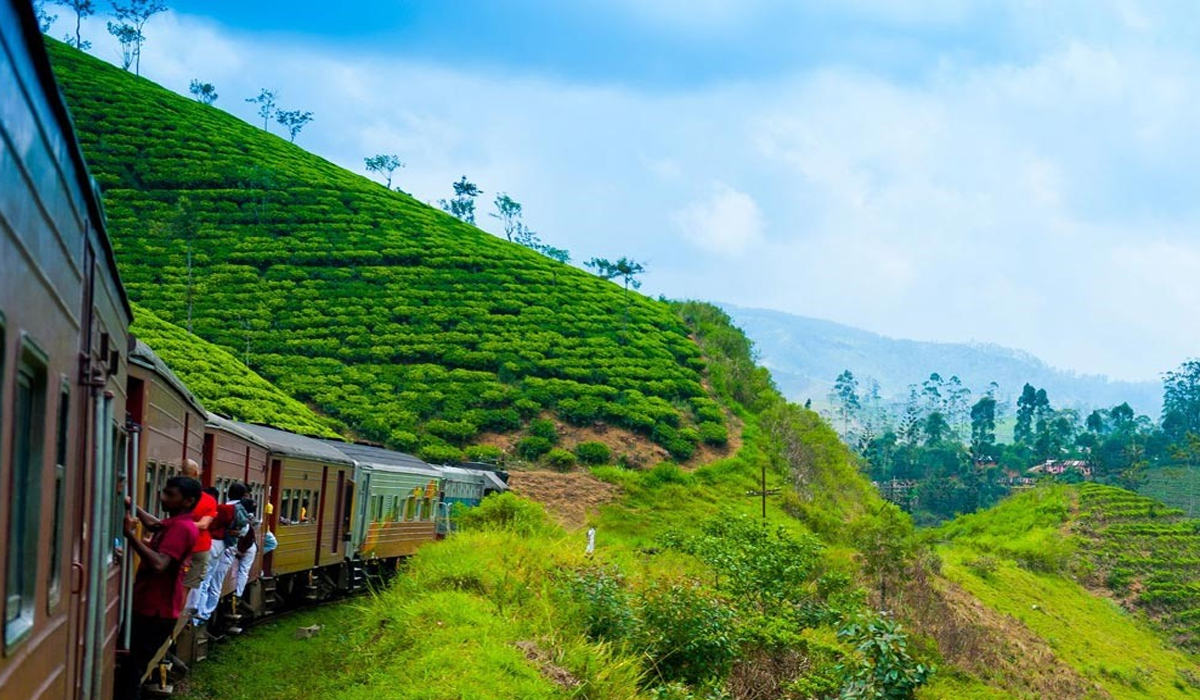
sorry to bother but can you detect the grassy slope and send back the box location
[48,39,719,462]
[131,303,341,437]
[933,486,1199,699]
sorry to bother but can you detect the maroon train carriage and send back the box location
[0,2,134,699]
[230,423,358,603]
[127,342,205,521]
[201,414,270,621]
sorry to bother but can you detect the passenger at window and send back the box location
[115,476,201,700]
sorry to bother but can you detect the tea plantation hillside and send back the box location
[131,304,342,437]
[48,40,724,463]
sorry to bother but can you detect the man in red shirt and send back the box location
[116,476,200,700]
[182,459,216,614]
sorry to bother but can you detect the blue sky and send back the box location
[54,1,1200,384]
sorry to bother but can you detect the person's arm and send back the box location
[123,516,171,571]
[196,514,214,532]
[134,505,163,531]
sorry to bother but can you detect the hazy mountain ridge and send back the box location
[724,304,1163,416]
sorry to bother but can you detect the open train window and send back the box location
[280,489,291,525]
[47,379,70,611]
[6,339,48,650]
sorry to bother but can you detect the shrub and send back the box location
[513,398,541,418]
[643,462,691,488]
[563,567,637,643]
[458,492,551,536]
[419,443,464,464]
[528,418,560,443]
[516,436,553,460]
[638,583,740,686]
[698,422,728,446]
[575,441,612,465]
[464,444,503,464]
[425,418,477,445]
[546,448,577,471]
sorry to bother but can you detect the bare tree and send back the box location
[106,20,138,70]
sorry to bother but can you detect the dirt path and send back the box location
[506,470,621,529]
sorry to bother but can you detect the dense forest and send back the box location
[826,362,1200,523]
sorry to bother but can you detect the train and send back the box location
[0,4,508,699]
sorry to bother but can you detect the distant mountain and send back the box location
[723,305,1162,417]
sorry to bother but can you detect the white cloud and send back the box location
[671,183,765,255]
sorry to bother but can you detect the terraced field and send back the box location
[1077,483,1200,650]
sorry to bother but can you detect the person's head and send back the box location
[183,458,201,479]
[228,482,247,500]
[240,498,257,515]
[203,486,218,499]
[162,476,202,515]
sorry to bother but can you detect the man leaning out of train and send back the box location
[116,476,202,700]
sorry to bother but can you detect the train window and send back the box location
[6,343,48,649]
[312,490,320,521]
[280,489,291,525]
[47,380,70,611]
[395,498,406,522]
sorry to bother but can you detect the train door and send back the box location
[264,459,282,575]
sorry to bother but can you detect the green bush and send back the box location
[546,448,577,471]
[458,492,551,536]
[418,443,465,464]
[638,583,740,686]
[563,567,638,643]
[698,422,728,446]
[527,418,560,443]
[464,444,503,464]
[516,436,553,460]
[575,441,613,465]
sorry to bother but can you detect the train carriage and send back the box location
[127,342,205,520]
[0,3,133,699]
[321,442,444,560]
[231,423,355,601]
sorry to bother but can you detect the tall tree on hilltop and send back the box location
[35,1,57,32]
[585,256,645,292]
[439,176,483,224]
[899,385,923,445]
[245,89,278,131]
[54,0,94,50]
[830,369,861,437]
[969,395,997,459]
[106,20,138,70]
[921,372,945,415]
[275,109,313,142]
[188,79,217,105]
[109,0,167,76]
[1163,359,1200,442]
[490,193,523,241]
[945,375,971,441]
[364,154,404,190]
[1014,383,1037,445]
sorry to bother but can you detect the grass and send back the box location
[939,545,1199,700]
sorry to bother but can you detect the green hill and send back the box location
[927,485,1200,699]
[47,39,720,464]
[130,303,341,437]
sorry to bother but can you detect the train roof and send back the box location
[130,340,207,417]
[3,0,131,319]
[319,440,442,478]
[205,412,270,449]
[232,422,354,466]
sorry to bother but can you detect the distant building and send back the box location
[1027,459,1092,479]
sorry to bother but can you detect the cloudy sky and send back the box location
[54,1,1200,382]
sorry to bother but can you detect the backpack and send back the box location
[223,501,251,547]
